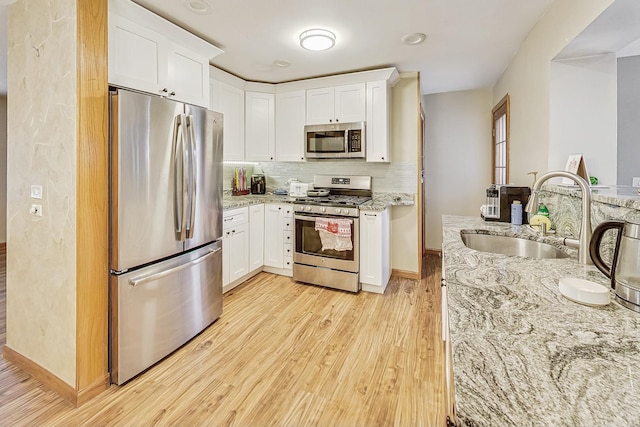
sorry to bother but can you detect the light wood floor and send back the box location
[0,253,446,426]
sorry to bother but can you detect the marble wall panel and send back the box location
[6,0,77,386]
[540,185,640,266]
[223,160,417,194]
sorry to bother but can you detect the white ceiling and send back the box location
[133,0,555,95]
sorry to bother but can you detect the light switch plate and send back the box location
[30,185,43,199]
[633,177,640,187]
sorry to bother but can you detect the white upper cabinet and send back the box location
[245,92,276,161]
[305,83,365,125]
[108,0,222,108]
[366,80,391,162]
[275,90,306,162]
[108,14,167,96]
[217,82,245,162]
[167,43,210,107]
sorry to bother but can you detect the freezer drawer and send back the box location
[111,242,222,385]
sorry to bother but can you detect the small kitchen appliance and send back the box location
[590,219,640,312]
[304,122,365,159]
[250,174,266,194]
[292,175,372,292]
[289,181,313,197]
[481,185,531,223]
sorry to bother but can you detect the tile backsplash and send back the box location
[224,161,417,194]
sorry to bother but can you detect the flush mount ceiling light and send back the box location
[402,32,427,45]
[299,29,336,51]
[183,0,212,15]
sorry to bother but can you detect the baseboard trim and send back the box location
[424,249,442,256]
[391,269,420,280]
[2,345,109,407]
[77,374,110,407]
[3,345,77,405]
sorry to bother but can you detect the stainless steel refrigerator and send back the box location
[109,88,223,385]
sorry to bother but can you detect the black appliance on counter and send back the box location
[251,174,266,194]
[481,185,531,223]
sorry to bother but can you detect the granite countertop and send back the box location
[442,215,640,427]
[544,184,640,210]
[223,192,414,211]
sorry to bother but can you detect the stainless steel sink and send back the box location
[461,232,570,259]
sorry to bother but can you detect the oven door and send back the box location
[294,214,359,272]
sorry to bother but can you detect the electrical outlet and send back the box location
[633,177,640,187]
[30,185,43,199]
[30,204,42,217]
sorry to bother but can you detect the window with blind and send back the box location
[492,94,510,184]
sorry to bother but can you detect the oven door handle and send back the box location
[294,213,355,224]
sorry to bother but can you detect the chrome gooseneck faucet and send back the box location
[525,170,593,265]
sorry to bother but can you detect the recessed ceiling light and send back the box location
[183,0,212,15]
[273,59,291,68]
[402,33,427,45]
[299,29,336,51]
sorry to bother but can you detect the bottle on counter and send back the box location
[511,200,523,225]
[537,202,549,217]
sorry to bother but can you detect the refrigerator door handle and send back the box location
[173,114,187,241]
[128,247,221,287]
[185,115,197,239]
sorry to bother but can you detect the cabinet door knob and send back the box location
[161,88,168,93]
[169,91,176,96]
[336,119,339,123]
[329,119,333,123]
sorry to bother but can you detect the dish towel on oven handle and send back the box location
[314,217,353,251]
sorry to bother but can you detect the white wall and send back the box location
[549,54,617,184]
[423,88,492,250]
[617,55,640,186]
[493,0,615,185]
[0,95,6,242]
[390,73,420,273]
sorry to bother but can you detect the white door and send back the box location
[249,204,265,271]
[263,204,284,268]
[334,83,366,123]
[275,90,306,161]
[306,87,335,125]
[108,13,167,96]
[218,82,245,161]
[228,222,249,282]
[245,92,275,161]
[167,43,209,107]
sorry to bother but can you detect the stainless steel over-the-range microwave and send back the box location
[304,121,365,159]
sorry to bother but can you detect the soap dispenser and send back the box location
[511,200,523,225]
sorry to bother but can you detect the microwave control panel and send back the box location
[348,130,361,152]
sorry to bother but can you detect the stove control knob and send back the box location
[337,209,344,215]
[306,206,311,211]
[321,207,326,213]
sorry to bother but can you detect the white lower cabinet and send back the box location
[263,203,293,275]
[359,208,391,293]
[222,207,249,290]
[249,204,264,271]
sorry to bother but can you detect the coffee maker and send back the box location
[481,185,531,223]
[251,174,266,194]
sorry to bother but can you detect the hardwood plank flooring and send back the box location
[0,253,446,426]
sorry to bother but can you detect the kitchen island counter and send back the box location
[443,215,640,427]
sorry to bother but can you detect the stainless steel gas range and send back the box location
[292,175,372,292]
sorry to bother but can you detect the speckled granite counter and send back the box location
[443,215,640,427]
[223,192,414,211]
[360,192,414,211]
